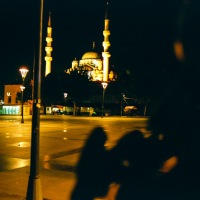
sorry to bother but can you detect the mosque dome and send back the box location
[82,51,101,59]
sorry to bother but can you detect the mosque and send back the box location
[44,2,116,82]
[43,2,118,115]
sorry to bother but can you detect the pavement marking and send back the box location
[0,192,25,199]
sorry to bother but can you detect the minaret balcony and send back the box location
[45,56,53,61]
[45,47,53,52]
[46,37,53,43]
[102,42,111,50]
[103,30,110,36]
[102,52,111,58]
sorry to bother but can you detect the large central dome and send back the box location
[82,51,101,59]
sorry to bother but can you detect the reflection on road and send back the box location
[0,155,29,171]
[43,148,82,172]
[0,116,148,172]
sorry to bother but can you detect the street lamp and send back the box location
[26,0,43,199]
[120,93,128,116]
[64,93,68,114]
[101,82,108,118]
[20,86,25,123]
[19,67,29,123]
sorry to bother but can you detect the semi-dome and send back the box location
[82,51,101,59]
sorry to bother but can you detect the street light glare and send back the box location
[101,82,108,89]
[20,86,25,91]
[19,68,29,80]
[64,93,68,98]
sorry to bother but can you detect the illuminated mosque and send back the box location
[44,2,116,82]
[68,42,104,81]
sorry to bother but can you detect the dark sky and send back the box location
[0,0,187,97]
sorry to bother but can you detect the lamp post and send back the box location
[20,86,25,123]
[19,67,29,123]
[101,82,108,118]
[120,94,123,116]
[64,93,68,114]
[26,0,43,199]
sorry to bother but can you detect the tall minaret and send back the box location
[102,1,111,82]
[45,12,53,77]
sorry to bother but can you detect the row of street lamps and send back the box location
[18,68,108,120]
[62,81,108,117]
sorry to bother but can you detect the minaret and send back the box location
[102,1,111,82]
[45,12,53,77]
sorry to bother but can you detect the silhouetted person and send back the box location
[71,127,109,200]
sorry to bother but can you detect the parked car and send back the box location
[52,109,64,115]
[124,106,138,116]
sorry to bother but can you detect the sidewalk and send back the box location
[0,116,79,200]
[0,115,148,200]
[0,155,78,200]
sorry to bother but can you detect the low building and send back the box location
[4,84,21,104]
[1,84,31,115]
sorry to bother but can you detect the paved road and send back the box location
[0,115,148,200]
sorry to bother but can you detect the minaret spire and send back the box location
[105,1,109,19]
[45,12,53,77]
[102,1,111,82]
[48,11,51,27]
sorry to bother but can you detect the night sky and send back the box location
[0,0,193,98]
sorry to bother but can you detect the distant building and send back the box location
[0,84,30,115]
[4,84,21,104]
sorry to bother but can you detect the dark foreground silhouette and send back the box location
[71,0,200,199]
[71,122,200,200]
